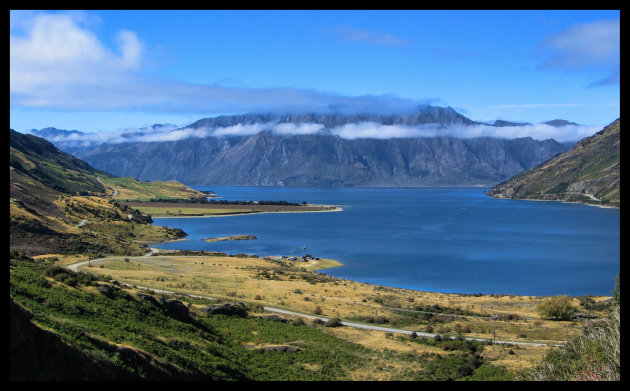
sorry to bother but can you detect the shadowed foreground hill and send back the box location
[487,119,620,207]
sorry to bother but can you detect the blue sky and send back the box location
[10,10,620,137]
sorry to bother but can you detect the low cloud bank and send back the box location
[36,121,603,146]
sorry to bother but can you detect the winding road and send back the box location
[65,252,564,347]
[97,176,118,197]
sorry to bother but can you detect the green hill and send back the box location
[9,129,199,256]
[10,251,515,381]
[10,129,111,195]
[487,119,620,207]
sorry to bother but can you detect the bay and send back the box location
[151,186,620,297]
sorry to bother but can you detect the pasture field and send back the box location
[75,252,612,372]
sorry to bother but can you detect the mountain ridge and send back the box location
[487,119,620,207]
[71,132,569,187]
[23,106,590,188]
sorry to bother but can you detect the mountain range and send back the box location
[28,106,580,187]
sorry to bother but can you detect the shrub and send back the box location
[611,274,620,304]
[325,317,342,327]
[526,305,620,381]
[537,295,577,320]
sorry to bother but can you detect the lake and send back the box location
[151,186,620,297]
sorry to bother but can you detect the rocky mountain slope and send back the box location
[29,106,577,187]
[487,119,620,207]
[75,132,569,187]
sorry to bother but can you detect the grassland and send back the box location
[98,177,209,201]
[69,251,613,374]
[12,251,520,381]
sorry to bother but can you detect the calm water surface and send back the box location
[151,186,620,296]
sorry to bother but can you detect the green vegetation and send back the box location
[524,305,620,380]
[10,130,195,256]
[10,129,109,196]
[611,274,620,304]
[488,119,620,207]
[10,251,516,380]
[537,295,578,320]
[99,176,208,201]
[9,129,618,381]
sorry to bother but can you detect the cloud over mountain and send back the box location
[31,110,602,145]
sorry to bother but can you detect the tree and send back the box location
[611,273,620,304]
[537,295,577,320]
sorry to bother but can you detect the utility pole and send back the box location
[492,314,497,344]
[233,275,237,304]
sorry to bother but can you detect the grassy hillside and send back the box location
[10,251,517,381]
[9,130,202,256]
[10,129,110,195]
[99,176,209,201]
[487,119,620,207]
[10,129,618,381]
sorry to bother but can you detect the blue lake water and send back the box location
[151,186,620,297]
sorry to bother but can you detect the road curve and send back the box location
[97,176,118,197]
[65,253,563,348]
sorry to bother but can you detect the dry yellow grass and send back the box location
[131,206,253,217]
[73,253,609,372]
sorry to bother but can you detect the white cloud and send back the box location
[9,11,423,115]
[538,19,619,85]
[443,123,602,143]
[212,123,272,137]
[37,120,602,146]
[10,11,143,96]
[273,123,325,135]
[115,30,143,69]
[328,122,600,142]
[330,122,441,139]
[332,26,412,46]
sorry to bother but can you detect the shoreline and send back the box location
[491,195,619,210]
[150,206,344,219]
[67,250,613,299]
[143,193,615,297]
